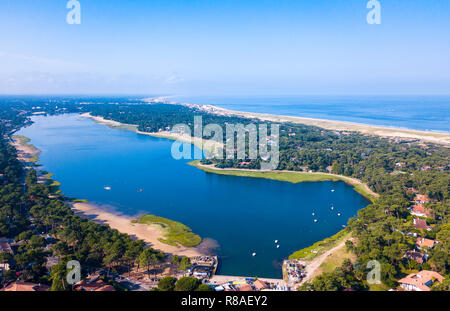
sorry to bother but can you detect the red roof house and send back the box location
[0,281,49,292]
[398,270,444,291]
[411,204,434,219]
[414,194,431,204]
[403,251,427,264]
[254,279,269,291]
[416,237,436,249]
[413,219,430,231]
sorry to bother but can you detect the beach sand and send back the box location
[10,135,40,162]
[82,103,450,145]
[207,106,450,146]
[71,202,204,257]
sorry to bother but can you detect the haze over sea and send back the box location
[173,95,450,133]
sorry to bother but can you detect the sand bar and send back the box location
[71,202,204,257]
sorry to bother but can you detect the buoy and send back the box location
[252,253,257,257]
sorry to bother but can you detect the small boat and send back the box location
[331,189,335,192]
[314,219,318,223]
[331,207,334,210]
[337,213,341,216]
[274,240,278,244]
[104,186,111,191]
[252,252,257,257]
[276,245,280,248]
[312,213,315,216]
[138,189,143,193]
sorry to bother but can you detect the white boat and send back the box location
[312,213,315,216]
[331,189,335,192]
[314,219,318,223]
[337,213,341,216]
[274,240,278,244]
[276,245,280,248]
[104,186,111,191]
[252,252,257,257]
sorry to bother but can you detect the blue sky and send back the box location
[0,0,449,95]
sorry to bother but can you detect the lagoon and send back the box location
[18,113,370,278]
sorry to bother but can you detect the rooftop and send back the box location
[398,270,444,291]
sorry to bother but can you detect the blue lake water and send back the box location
[173,95,450,133]
[18,114,370,278]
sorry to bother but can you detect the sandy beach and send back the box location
[81,112,223,156]
[10,135,40,162]
[204,105,450,146]
[71,202,204,257]
[83,103,450,145]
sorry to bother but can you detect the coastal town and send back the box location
[0,131,446,292]
[0,97,448,294]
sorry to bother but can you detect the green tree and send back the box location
[174,277,201,291]
[158,276,177,291]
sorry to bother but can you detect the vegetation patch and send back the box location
[136,214,202,247]
[289,229,349,260]
[189,160,377,202]
[318,243,356,274]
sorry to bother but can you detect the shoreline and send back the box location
[11,135,41,163]
[71,202,205,258]
[189,161,378,202]
[21,112,379,283]
[80,112,223,157]
[10,129,207,259]
[194,104,450,145]
[81,110,381,281]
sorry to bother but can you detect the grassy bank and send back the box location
[135,214,202,248]
[289,229,350,260]
[188,160,377,202]
[12,135,41,163]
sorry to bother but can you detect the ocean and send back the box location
[172,95,450,133]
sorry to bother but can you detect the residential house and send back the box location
[398,270,444,291]
[403,251,427,264]
[416,237,436,250]
[413,219,430,231]
[414,194,431,204]
[237,283,253,291]
[73,274,116,292]
[0,281,50,292]
[254,279,269,291]
[410,204,434,219]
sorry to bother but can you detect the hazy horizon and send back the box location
[1,0,449,95]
